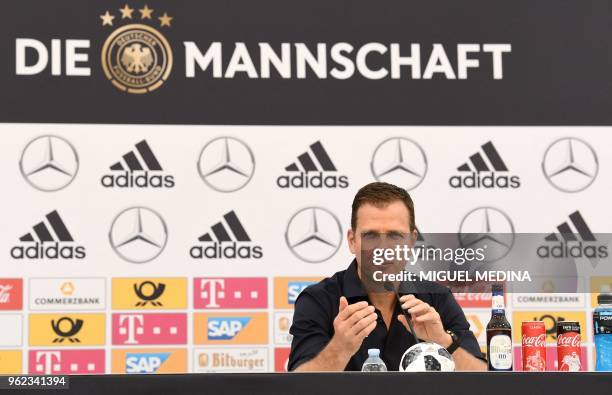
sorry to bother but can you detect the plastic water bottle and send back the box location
[361,348,387,372]
[594,293,612,371]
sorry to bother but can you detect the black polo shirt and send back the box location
[288,260,485,371]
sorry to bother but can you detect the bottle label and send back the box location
[594,311,612,335]
[490,334,512,369]
[492,295,505,310]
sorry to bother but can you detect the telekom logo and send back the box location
[200,279,225,308]
[558,333,581,347]
[0,285,12,303]
[118,314,144,345]
[35,351,61,375]
[522,333,546,347]
[195,278,267,309]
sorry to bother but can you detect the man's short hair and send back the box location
[351,182,415,231]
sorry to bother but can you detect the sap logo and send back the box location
[208,317,251,340]
[287,282,315,305]
[125,353,170,374]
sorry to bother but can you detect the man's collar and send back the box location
[343,259,368,300]
[343,258,420,301]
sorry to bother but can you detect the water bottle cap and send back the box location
[597,293,612,304]
[367,348,380,357]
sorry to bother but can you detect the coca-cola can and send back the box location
[521,321,546,371]
[556,321,581,371]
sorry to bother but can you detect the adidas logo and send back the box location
[276,140,349,189]
[11,210,86,260]
[101,140,175,188]
[190,210,263,259]
[537,211,608,259]
[449,141,520,189]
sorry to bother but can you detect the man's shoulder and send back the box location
[301,269,345,300]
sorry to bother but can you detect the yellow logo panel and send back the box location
[112,278,187,310]
[29,314,105,346]
[0,351,22,374]
[590,277,612,307]
[512,311,587,343]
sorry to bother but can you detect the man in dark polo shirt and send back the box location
[288,182,486,371]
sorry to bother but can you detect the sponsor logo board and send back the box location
[111,348,187,374]
[194,278,267,309]
[194,312,268,345]
[112,313,187,345]
[28,350,105,375]
[194,348,268,372]
[0,279,23,310]
[29,278,106,311]
[273,277,321,309]
[112,278,187,309]
[29,313,105,346]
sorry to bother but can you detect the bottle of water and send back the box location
[361,348,387,372]
[594,293,612,371]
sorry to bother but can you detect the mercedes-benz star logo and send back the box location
[458,207,515,262]
[19,135,79,192]
[109,207,168,263]
[541,137,598,193]
[197,137,255,192]
[370,137,427,191]
[285,207,343,263]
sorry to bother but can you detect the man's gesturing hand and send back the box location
[329,297,378,358]
[397,295,452,347]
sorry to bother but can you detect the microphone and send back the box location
[384,281,420,344]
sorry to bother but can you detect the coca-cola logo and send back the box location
[0,285,13,303]
[522,333,546,347]
[558,333,581,347]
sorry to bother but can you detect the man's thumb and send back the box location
[339,296,348,311]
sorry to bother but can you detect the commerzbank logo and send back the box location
[100,4,173,93]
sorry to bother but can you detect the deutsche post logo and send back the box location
[100,4,173,93]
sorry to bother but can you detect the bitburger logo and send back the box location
[101,139,175,188]
[277,141,348,189]
[100,4,173,94]
[449,141,520,189]
[191,210,263,260]
[538,210,608,259]
[11,210,86,260]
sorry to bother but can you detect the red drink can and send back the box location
[521,321,546,371]
[556,321,581,371]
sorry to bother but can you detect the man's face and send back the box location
[348,200,416,274]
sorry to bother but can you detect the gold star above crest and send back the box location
[139,4,153,19]
[119,4,134,19]
[158,12,173,27]
[100,11,115,26]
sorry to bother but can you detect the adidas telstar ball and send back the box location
[399,342,455,372]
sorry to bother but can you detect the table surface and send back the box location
[3,372,611,395]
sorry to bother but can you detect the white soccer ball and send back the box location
[399,342,455,372]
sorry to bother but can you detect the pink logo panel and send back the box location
[112,313,187,345]
[194,278,267,309]
[29,350,105,375]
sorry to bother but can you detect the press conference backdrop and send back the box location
[1,0,612,375]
